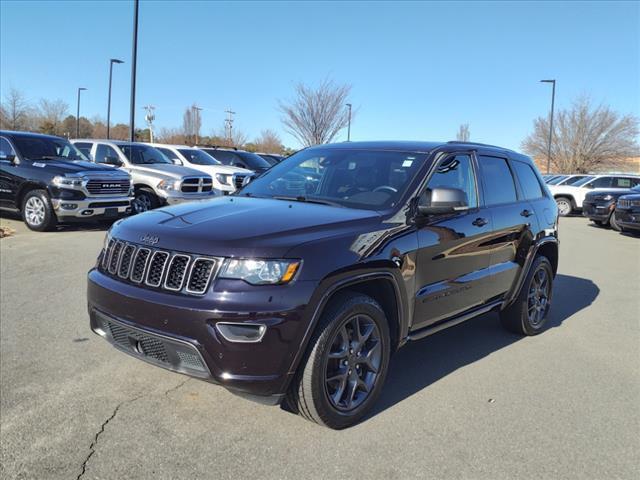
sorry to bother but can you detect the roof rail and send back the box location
[446,140,509,150]
[195,144,238,151]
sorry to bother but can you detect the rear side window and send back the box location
[613,177,635,188]
[588,177,612,188]
[512,161,544,200]
[95,144,119,163]
[478,156,518,205]
[74,142,93,159]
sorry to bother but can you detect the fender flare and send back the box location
[502,236,559,308]
[17,181,50,210]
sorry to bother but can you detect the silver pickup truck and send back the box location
[72,140,215,213]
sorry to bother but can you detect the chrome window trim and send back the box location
[144,250,170,288]
[163,254,191,291]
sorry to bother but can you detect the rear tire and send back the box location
[592,220,604,226]
[500,256,553,336]
[286,292,391,429]
[555,197,573,217]
[21,189,57,231]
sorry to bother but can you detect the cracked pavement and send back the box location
[1,215,639,479]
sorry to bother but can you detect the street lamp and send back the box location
[76,87,87,138]
[107,58,124,139]
[346,103,352,141]
[540,79,556,174]
[129,0,139,142]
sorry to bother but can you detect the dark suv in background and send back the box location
[88,141,559,429]
[196,146,272,177]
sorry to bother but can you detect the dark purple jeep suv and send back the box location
[88,141,559,429]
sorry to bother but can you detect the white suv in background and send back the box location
[549,174,640,216]
[148,144,252,195]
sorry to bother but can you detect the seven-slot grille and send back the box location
[86,178,131,195]
[100,238,220,295]
[234,174,247,189]
[181,177,213,193]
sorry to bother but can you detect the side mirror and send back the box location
[584,183,594,189]
[105,156,123,167]
[418,187,469,215]
[0,153,16,164]
[172,158,183,166]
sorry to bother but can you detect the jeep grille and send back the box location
[100,238,222,296]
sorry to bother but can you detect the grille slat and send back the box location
[181,176,213,193]
[99,238,219,295]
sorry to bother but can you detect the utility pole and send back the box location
[143,105,155,142]
[224,108,236,145]
[129,0,139,142]
[540,79,556,174]
[76,87,87,138]
[346,103,352,141]
[192,105,203,144]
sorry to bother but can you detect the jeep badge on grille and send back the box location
[140,234,160,246]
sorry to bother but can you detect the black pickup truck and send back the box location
[0,131,133,231]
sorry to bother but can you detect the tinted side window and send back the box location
[512,161,544,200]
[588,177,612,189]
[74,142,93,159]
[0,137,16,158]
[425,154,477,208]
[478,156,518,205]
[209,150,235,165]
[612,177,634,188]
[95,144,120,163]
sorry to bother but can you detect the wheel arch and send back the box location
[17,182,49,211]
[553,194,576,207]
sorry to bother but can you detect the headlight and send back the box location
[52,175,86,187]
[602,194,613,201]
[220,259,301,285]
[157,179,181,191]
[216,173,232,186]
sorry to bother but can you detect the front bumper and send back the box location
[52,196,132,219]
[582,201,614,222]
[614,207,640,231]
[87,269,318,401]
[158,190,217,205]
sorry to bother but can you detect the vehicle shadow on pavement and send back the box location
[367,274,600,420]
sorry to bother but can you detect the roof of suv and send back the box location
[72,139,146,146]
[1,130,67,141]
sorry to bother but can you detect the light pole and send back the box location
[540,79,556,174]
[76,87,87,138]
[192,105,203,144]
[129,0,139,142]
[107,58,124,139]
[346,103,352,141]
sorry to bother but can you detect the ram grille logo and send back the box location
[140,234,160,246]
[102,183,121,188]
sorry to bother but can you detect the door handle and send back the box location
[520,209,535,217]
[472,217,488,227]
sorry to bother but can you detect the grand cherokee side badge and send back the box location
[140,234,159,245]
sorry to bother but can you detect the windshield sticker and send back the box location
[33,162,46,168]
[402,160,413,168]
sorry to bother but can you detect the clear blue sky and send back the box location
[1,0,638,150]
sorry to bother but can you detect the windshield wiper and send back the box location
[272,195,343,207]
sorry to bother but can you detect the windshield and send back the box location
[119,144,171,164]
[12,136,87,161]
[178,148,220,166]
[237,151,271,169]
[573,176,596,187]
[238,148,427,210]
[547,175,568,185]
[562,175,593,186]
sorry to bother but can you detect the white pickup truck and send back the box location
[549,174,640,216]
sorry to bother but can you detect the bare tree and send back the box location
[1,88,31,130]
[253,129,283,153]
[37,98,69,135]
[522,97,639,173]
[279,79,352,146]
[456,123,470,142]
[182,104,202,144]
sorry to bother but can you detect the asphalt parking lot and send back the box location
[0,214,638,480]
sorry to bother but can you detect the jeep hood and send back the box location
[110,197,383,258]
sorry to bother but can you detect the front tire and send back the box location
[287,293,391,429]
[132,188,159,214]
[22,189,57,231]
[500,256,553,336]
[609,211,622,231]
[555,197,573,217]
